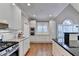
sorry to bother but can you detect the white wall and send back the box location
[49,20,56,39]
[55,4,79,25]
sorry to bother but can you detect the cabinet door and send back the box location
[10,5,21,30]
[23,38,30,55]
[19,41,24,56]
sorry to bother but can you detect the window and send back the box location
[62,19,78,32]
[63,20,72,25]
[36,22,48,33]
[58,19,79,43]
[62,19,73,32]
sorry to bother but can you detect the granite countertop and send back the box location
[52,39,79,56]
[64,32,79,34]
[5,36,26,42]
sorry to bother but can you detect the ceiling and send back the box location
[71,4,79,13]
[16,3,79,21]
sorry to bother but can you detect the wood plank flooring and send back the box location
[26,43,52,56]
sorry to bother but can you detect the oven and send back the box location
[10,49,19,56]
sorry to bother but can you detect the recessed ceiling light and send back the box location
[27,3,31,6]
[12,3,15,6]
[49,14,52,17]
[33,14,36,17]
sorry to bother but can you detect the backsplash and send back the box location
[0,29,20,41]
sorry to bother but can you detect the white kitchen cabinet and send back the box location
[30,20,36,28]
[0,4,11,25]
[19,40,24,56]
[52,40,72,56]
[9,5,22,30]
[19,38,30,56]
[23,38,30,55]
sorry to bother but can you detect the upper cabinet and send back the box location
[10,4,22,30]
[0,4,11,22]
[30,20,36,28]
[0,3,22,30]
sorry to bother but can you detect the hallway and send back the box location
[26,43,52,56]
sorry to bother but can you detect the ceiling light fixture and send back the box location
[49,14,52,17]
[12,3,15,6]
[33,14,36,17]
[27,3,31,6]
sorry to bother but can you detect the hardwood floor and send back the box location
[26,43,52,56]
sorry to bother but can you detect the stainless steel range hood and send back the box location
[0,23,8,29]
[0,20,8,29]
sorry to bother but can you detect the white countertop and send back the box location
[4,37,27,42]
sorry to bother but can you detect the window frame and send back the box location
[36,21,49,35]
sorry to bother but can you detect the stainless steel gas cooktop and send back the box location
[0,41,18,51]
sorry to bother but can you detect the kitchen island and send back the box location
[52,39,79,56]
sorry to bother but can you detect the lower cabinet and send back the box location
[19,38,30,56]
[19,40,24,56]
[52,40,72,56]
[24,38,30,55]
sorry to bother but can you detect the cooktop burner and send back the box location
[0,41,18,51]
